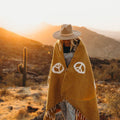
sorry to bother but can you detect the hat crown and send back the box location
[60,24,73,34]
[53,24,80,40]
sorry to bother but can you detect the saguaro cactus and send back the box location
[0,58,3,81]
[23,47,27,86]
[18,47,27,86]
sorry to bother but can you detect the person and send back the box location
[43,24,100,120]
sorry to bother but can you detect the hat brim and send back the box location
[53,30,81,40]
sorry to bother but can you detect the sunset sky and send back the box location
[0,0,120,34]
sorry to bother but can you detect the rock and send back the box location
[8,106,13,110]
[15,94,29,100]
[98,103,108,116]
[31,112,45,120]
[27,106,39,113]
[42,105,46,111]
[97,81,105,84]
[0,99,4,103]
[31,86,38,90]
[17,89,25,93]
[97,98,102,104]
[99,112,112,120]
[31,93,42,101]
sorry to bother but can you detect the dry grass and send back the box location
[0,88,11,97]
[2,72,22,86]
[14,108,29,120]
[94,60,120,82]
[105,91,120,118]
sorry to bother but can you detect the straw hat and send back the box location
[53,24,81,40]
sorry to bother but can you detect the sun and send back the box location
[0,0,46,34]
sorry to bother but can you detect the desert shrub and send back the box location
[0,88,10,97]
[105,91,120,118]
[107,62,120,81]
[94,62,120,82]
[2,72,22,86]
[0,57,4,81]
[94,66,107,81]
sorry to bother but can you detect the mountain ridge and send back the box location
[0,24,120,59]
[22,23,120,59]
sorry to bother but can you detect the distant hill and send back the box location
[0,27,53,65]
[23,23,120,60]
[87,27,120,42]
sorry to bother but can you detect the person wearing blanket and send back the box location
[43,24,100,120]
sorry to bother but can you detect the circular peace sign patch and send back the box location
[73,62,86,74]
[52,62,64,74]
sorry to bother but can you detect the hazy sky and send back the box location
[0,0,120,34]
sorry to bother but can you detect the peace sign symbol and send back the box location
[52,62,64,74]
[73,62,86,74]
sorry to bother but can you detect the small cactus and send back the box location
[18,63,24,74]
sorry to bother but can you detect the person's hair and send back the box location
[59,36,81,52]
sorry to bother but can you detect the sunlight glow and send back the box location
[0,0,120,34]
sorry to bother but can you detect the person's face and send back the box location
[62,40,71,47]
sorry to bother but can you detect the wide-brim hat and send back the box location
[53,24,81,40]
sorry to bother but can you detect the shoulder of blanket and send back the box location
[53,40,60,50]
[53,40,59,47]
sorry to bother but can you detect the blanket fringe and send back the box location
[44,99,87,120]
[44,105,56,120]
[76,109,87,120]
[63,99,87,120]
